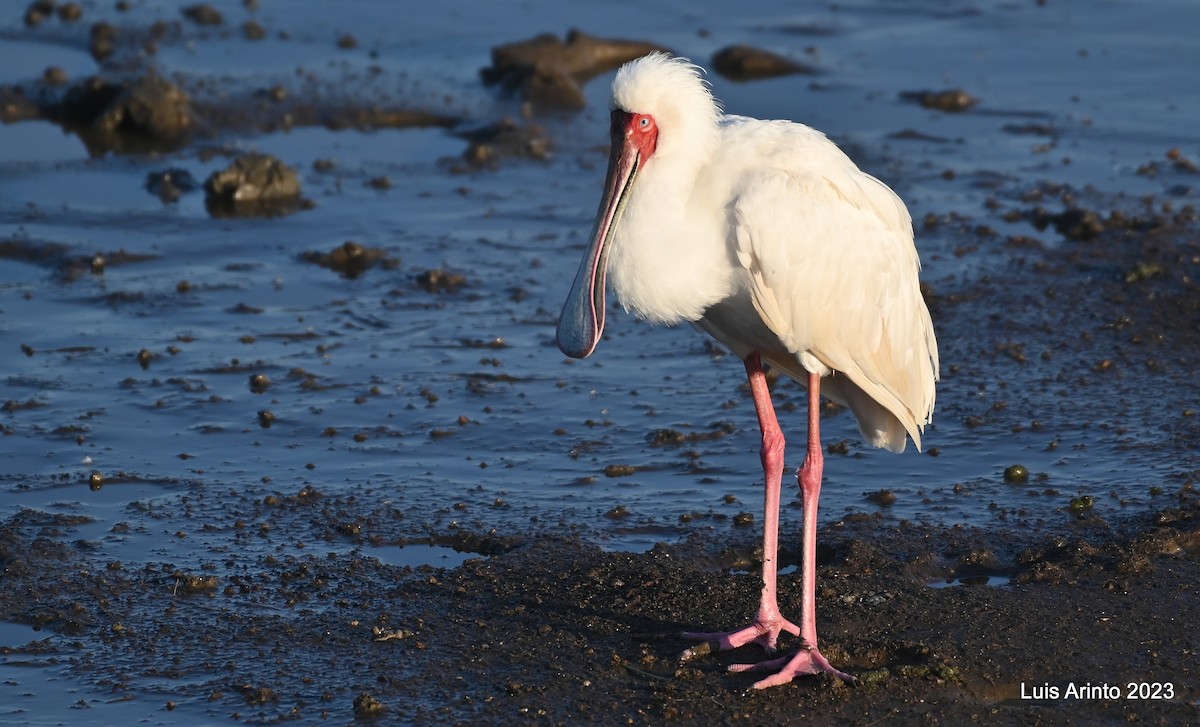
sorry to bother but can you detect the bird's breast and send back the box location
[605,176,737,326]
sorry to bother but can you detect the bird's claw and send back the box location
[730,646,856,690]
[680,623,855,688]
[680,616,798,659]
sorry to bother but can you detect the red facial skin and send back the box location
[614,110,658,160]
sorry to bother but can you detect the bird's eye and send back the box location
[639,117,651,129]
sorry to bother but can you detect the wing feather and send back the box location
[730,159,939,453]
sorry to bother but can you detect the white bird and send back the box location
[557,53,939,689]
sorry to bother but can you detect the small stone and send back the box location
[605,504,631,519]
[58,2,83,21]
[242,20,266,40]
[353,692,386,718]
[89,22,118,62]
[42,66,70,86]
[182,4,223,25]
[1003,464,1029,484]
[866,489,897,506]
[903,89,978,112]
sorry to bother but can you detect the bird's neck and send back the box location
[607,158,734,326]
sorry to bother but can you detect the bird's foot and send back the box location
[678,615,800,662]
[729,643,856,689]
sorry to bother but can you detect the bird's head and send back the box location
[609,52,718,167]
[556,53,719,359]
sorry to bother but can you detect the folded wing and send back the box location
[731,164,939,452]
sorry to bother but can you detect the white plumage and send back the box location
[556,52,939,689]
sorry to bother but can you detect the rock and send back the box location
[0,85,40,123]
[42,66,70,87]
[58,3,83,22]
[711,45,816,81]
[145,168,198,203]
[89,22,118,63]
[415,268,467,293]
[457,118,551,167]
[352,692,386,718]
[901,89,978,112]
[604,464,637,478]
[300,241,393,279]
[204,153,303,217]
[482,29,666,111]
[57,73,193,155]
[24,1,55,27]
[866,489,897,506]
[181,4,223,26]
[1052,208,1105,241]
[242,20,266,40]
[1003,464,1030,484]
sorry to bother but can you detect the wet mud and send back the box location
[2,0,1199,725]
[1,492,1197,724]
[1,7,460,157]
[9,175,1197,724]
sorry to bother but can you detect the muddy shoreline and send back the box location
[2,1,1199,724]
[3,201,1198,722]
[1,494,1197,724]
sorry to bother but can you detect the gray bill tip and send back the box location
[556,279,602,359]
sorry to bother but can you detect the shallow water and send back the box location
[1,0,1198,722]
[4,0,1195,542]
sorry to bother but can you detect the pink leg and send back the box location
[683,361,855,688]
[681,353,800,655]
